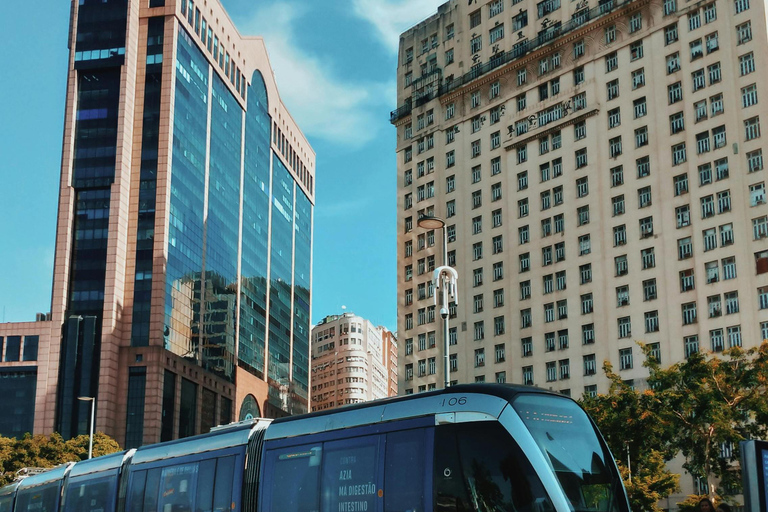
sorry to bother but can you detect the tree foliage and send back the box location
[580,362,679,512]
[645,342,768,501]
[0,432,120,486]
[580,341,768,509]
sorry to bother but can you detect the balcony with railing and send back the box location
[390,0,638,123]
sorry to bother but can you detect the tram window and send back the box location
[195,460,216,512]
[0,495,12,512]
[127,471,147,512]
[142,468,161,512]
[322,437,380,512]
[435,422,553,512]
[15,483,61,512]
[385,429,427,512]
[264,446,322,512]
[212,457,235,512]
[513,394,622,512]
[64,476,115,512]
[158,464,197,512]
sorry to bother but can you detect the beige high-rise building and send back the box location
[310,313,396,411]
[394,0,768,399]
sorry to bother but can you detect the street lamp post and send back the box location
[417,216,458,389]
[77,396,95,459]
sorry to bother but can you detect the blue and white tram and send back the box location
[0,384,630,512]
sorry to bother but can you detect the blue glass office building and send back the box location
[41,0,315,448]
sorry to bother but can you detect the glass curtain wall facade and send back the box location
[39,0,314,448]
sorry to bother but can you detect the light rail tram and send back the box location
[0,384,630,512]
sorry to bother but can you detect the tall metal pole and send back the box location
[78,396,95,459]
[418,216,457,390]
[441,225,450,389]
[88,398,95,459]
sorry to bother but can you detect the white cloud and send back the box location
[235,2,389,148]
[351,0,445,53]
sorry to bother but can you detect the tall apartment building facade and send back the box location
[310,313,396,411]
[0,0,315,448]
[394,0,768,397]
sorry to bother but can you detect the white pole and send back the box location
[88,398,95,459]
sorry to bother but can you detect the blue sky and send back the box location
[0,0,443,330]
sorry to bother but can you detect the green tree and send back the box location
[0,432,120,486]
[580,361,679,512]
[645,342,768,502]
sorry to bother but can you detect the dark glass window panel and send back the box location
[213,456,236,511]
[15,482,61,512]
[64,476,116,512]
[143,468,161,512]
[219,396,232,425]
[127,470,147,512]
[263,444,321,511]
[0,367,36,438]
[195,459,216,512]
[179,378,197,438]
[200,388,216,433]
[22,336,38,361]
[158,463,197,512]
[4,336,20,362]
[125,367,147,448]
[385,429,427,511]
[161,370,176,442]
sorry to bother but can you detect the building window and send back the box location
[682,301,697,325]
[735,0,750,14]
[583,354,596,376]
[643,279,657,301]
[668,82,682,104]
[613,225,626,246]
[685,335,699,358]
[619,348,633,370]
[740,53,755,76]
[618,317,632,339]
[641,248,655,269]
[748,150,764,172]
[745,116,761,140]
[678,237,693,259]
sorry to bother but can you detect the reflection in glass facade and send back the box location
[239,72,272,380]
[268,156,294,409]
[165,26,314,416]
[202,75,241,382]
[42,1,314,445]
[166,27,208,364]
[292,192,312,411]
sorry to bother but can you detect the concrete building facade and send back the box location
[0,0,315,448]
[310,313,396,411]
[395,0,768,396]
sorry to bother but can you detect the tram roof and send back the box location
[267,383,562,440]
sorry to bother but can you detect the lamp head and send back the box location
[417,216,446,230]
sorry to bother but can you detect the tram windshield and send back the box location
[513,395,626,512]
